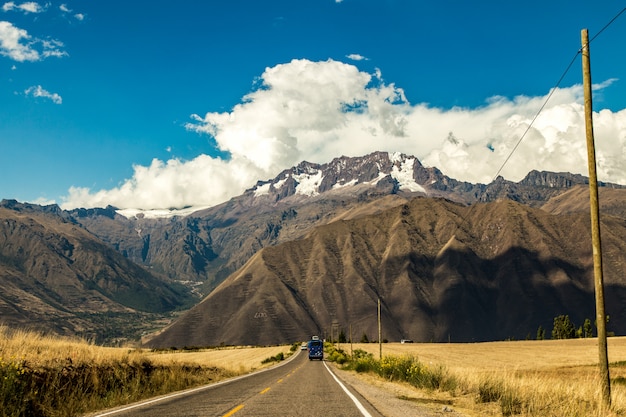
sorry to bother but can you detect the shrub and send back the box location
[260,352,284,364]
[500,391,523,416]
[333,351,457,393]
[477,377,504,403]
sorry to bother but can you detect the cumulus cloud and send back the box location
[0,20,39,61]
[24,85,62,104]
[61,59,626,210]
[0,21,66,61]
[2,1,45,14]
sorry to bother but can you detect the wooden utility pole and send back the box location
[581,28,611,409]
[350,323,353,357]
[378,298,382,360]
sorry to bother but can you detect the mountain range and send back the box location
[1,152,625,345]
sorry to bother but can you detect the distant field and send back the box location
[337,338,626,416]
[346,337,626,371]
[146,345,293,373]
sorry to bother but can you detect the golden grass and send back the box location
[349,337,626,371]
[6,322,626,416]
[0,325,290,372]
[0,326,292,417]
[339,338,626,416]
[146,345,293,374]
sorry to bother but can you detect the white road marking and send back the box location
[323,361,373,417]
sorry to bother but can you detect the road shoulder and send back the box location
[327,362,470,417]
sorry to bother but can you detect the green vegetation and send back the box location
[325,344,456,392]
[549,315,608,340]
[324,343,617,416]
[536,325,545,340]
[551,315,576,340]
[261,352,285,364]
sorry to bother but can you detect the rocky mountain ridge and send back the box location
[145,195,626,347]
[1,151,625,343]
[67,152,624,293]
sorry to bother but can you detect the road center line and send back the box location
[222,404,244,417]
[90,349,302,416]
[323,361,373,417]
[260,387,271,394]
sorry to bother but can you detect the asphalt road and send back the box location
[91,350,384,417]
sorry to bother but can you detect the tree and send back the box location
[536,325,545,340]
[360,332,369,343]
[338,329,347,343]
[583,318,593,338]
[551,315,575,340]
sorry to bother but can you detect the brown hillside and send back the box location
[144,197,626,347]
[0,206,191,341]
[541,185,626,219]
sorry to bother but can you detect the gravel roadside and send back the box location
[329,363,471,417]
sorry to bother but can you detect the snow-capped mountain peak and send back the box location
[247,151,436,203]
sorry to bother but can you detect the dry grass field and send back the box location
[337,338,626,416]
[348,337,626,371]
[0,326,292,417]
[145,345,293,373]
[4,324,626,416]
[0,324,290,372]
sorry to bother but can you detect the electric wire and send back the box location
[449,6,626,241]
[492,6,625,186]
[589,7,626,44]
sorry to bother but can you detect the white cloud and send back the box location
[0,20,39,61]
[63,156,261,210]
[61,59,626,210]
[0,21,66,62]
[24,85,62,104]
[17,1,42,13]
[346,53,367,61]
[59,4,84,21]
[2,1,45,13]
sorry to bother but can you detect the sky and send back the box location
[1,1,625,211]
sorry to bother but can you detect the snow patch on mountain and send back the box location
[390,151,404,163]
[333,178,358,189]
[274,177,288,189]
[294,170,323,196]
[391,157,426,193]
[254,182,272,197]
[369,172,389,185]
[117,206,207,219]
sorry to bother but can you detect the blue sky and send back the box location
[1,1,625,210]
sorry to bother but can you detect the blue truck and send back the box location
[307,337,323,360]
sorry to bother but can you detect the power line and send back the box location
[589,7,626,44]
[493,6,626,183]
[450,6,626,239]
